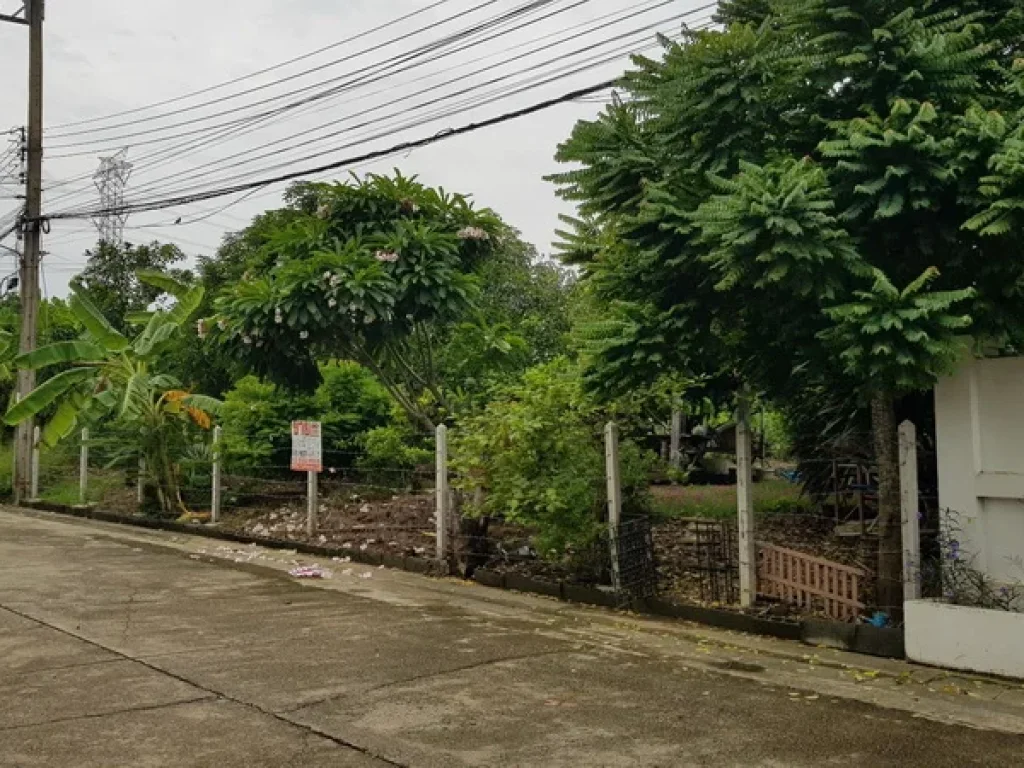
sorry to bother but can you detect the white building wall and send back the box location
[934,355,1024,585]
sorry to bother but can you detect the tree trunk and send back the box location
[870,391,903,620]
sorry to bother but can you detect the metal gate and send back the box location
[612,517,657,605]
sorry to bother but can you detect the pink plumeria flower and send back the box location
[457,226,489,241]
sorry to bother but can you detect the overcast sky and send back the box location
[0,0,715,297]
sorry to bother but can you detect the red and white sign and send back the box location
[291,421,322,472]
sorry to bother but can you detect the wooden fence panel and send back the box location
[756,543,866,621]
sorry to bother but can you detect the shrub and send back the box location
[356,424,432,490]
[453,359,653,557]
[220,361,392,473]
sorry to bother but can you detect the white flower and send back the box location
[457,226,489,241]
[328,298,338,309]
[299,331,310,340]
[274,309,283,324]
[217,319,227,331]
[322,271,332,281]
[329,274,342,288]
[316,204,331,219]
[374,250,399,263]
[242,336,252,345]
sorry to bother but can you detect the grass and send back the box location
[38,473,125,506]
[0,438,126,504]
[650,478,807,520]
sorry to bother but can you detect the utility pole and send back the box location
[4,0,44,503]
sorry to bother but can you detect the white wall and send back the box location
[906,600,1024,678]
[934,355,1024,586]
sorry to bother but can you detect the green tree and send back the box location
[551,2,1024,610]
[436,237,576,405]
[219,361,394,473]
[76,241,192,332]
[211,172,503,429]
[452,358,652,557]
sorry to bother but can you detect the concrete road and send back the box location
[2,508,1024,767]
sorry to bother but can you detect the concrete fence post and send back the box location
[736,398,757,608]
[899,420,922,602]
[435,424,449,563]
[605,422,623,592]
[306,470,318,537]
[30,425,40,501]
[211,426,222,523]
[78,428,89,506]
[669,410,683,474]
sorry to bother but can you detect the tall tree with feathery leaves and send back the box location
[550,0,1024,612]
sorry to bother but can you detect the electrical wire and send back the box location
[40,5,717,232]
[39,0,598,210]
[45,1,713,219]
[45,0,576,152]
[116,17,707,211]
[43,0,458,133]
[121,7,699,203]
[45,25,702,223]
[46,79,620,222]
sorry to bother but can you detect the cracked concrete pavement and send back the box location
[2,507,1024,767]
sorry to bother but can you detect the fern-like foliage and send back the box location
[548,0,1024,400]
[694,158,866,297]
[820,267,974,393]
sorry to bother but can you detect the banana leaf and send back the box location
[3,367,97,425]
[70,290,130,352]
[136,269,191,298]
[40,383,94,446]
[182,393,224,416]
[166,285,205,327]
[16,340,106,370]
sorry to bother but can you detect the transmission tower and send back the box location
[0,127,25,192]
[92,148,132,245]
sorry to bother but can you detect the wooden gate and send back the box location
[757,543,866,621]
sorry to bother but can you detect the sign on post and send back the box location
[292,421,322,537]
[291,421,322,473]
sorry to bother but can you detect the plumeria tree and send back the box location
[210,172,507,429]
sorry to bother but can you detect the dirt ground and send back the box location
[96,477,879,617]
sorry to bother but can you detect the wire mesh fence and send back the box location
[20,419,952,625]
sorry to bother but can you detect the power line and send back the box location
[45,0,573,152]
[121,7,700,204]
[42,0,458,133]
[39,0,594,211]
[47,18,708,222]
[128,21,704,209]
[46,79,620,222]
[37,0,688,219]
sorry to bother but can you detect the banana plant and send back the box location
[3,270,220,515]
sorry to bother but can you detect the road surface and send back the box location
[1,507,1023,766]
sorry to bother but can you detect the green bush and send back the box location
[220,361,393,473]
[453,359,653,557]
[356,425,433,490]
